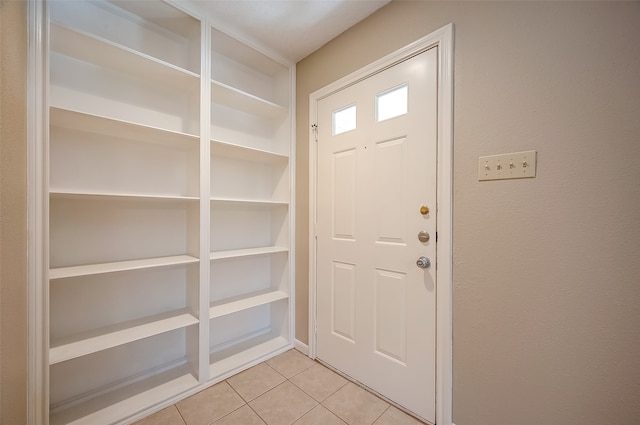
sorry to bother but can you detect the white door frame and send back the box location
[308,24,454,425]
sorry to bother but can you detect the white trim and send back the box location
[307,119,317,359]
[290,64,298,348]
[294,339,309,356]
[308,24,454,425]
[436,23,455,425]
[27,1,49,424]
[198,14,212,385]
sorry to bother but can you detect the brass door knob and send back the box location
[420,206,430,215]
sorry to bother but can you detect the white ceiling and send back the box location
[186,0,391,63]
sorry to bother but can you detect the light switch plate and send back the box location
[478,150,537,181]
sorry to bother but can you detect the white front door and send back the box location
[315,47,438,423]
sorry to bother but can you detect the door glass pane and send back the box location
[333,104,356,135]
[376,84,408,122]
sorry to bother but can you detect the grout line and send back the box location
[223,379,252,420]
[291,400,319,425]
[246,403,267,425]
[173,403,187,425]
[271,354,318,379]
[371,405,390,425]
[209,403,246,425]
[224,377,246,400]
[317,389,346,406]
[238,399,268,425]
[225,375,253,403]
[174,404,188,425]
[262,360,286,380]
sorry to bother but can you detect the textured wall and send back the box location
[0,0,28,423]
[296,2,640,424]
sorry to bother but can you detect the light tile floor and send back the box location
[133,349,426,425]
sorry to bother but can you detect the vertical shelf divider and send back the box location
[288,64,297,346]
[198,20,212,385]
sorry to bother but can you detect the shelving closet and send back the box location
[39,1,295,423]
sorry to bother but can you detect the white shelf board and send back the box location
[50,255,199,280]
[50,312,199,365]
[211,80,287,119]
[50,364,198,425]
[209,290,288,320]
[210,197,289,206]
[210,246,288,261]
[50,190,199,202]
[211,28,288,78]
[209,333,290,380]
[211,139,288,164]
[50,106,199,145]
[51,23,199,90]
[100,1,200,40]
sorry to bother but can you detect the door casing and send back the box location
[308,24,454,425]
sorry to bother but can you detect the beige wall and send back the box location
[0,0,28,423]
[296,1,640,424]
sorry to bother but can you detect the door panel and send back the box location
[374,137,408,243]
[331,261,356,342]
[332,150,357,239]
[374,268,407,363]
[316,47,438,423]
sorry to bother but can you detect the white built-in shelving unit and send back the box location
[43,1,294,423]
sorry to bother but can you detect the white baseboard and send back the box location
[294,339,309,356]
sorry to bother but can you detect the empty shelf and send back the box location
[210,246,288,261]
[50,255,199,280]
[50,312,199,365]
[209,290,288,319]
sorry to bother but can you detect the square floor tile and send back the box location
[290,364,348,402]
[249,381,318,425]
[373,406,425,425]
[266,349,316,378]
[293,404,347,425]
[176,381,245,425]
[323,382,389,425]
[212,405,266,425]
[227,363,286,402]
[131,405,186,425]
